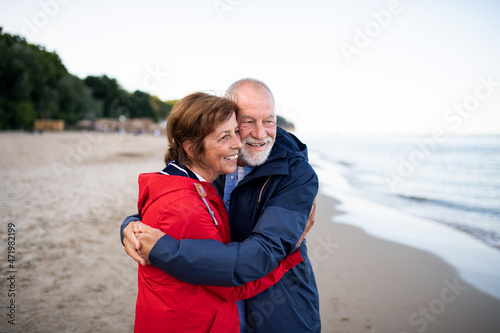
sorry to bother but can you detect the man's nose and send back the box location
[253,122,266,140]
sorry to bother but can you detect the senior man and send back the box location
[121,78,320,332]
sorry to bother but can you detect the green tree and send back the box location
[128,90,155,120]
[151,98,177,121]
[83,75,126,118]
[58,74,102,126]
[0,28,68,129]
[1,28,178,129]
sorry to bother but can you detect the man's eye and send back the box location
[240,121,254,128]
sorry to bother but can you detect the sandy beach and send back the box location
[1,131,500,332]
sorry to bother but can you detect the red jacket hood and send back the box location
[138,173,196,217]
[137,173,221,218]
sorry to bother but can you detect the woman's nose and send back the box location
[233,135,242,149]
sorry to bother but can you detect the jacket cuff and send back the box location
[283,249,303,270]
[148,234,178,270]
[120,213,141,245]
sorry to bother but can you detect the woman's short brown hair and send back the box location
[164,92,238,165]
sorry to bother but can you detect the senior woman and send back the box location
[133,92,302,332]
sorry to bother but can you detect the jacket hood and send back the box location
[137,173,197,217]
[268,127,309,162]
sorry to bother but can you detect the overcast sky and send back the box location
[1,0,499,135]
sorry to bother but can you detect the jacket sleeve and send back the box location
[203,249,302,302]
[149,158,318,286]
[120,213,142,245]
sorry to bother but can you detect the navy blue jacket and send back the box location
[121,128,320,332]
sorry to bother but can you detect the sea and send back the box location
[302,133,500,299]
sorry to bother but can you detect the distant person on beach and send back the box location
[122,78,321,332]
[128,92,305,332]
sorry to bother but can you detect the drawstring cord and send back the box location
[194,183,218,226]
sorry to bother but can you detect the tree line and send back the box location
[0,28,176,130]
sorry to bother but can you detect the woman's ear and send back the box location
[183,141,195,160]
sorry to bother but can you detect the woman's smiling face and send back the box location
[193,113,242,182]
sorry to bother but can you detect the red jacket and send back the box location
[134,173,302,333]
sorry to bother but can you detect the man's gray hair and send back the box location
[226,78,275,105]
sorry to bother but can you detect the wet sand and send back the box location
[1,131,499,332]
[309,194,500,333]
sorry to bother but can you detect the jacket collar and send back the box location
[238,127,308,181]
[161,161,198,180]
[268,127,308,161]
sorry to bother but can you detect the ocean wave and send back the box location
[396,194,500,216]
[397,194,428,201]
[444,222,500,250]
[305,134,500,253]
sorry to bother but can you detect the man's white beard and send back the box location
[239,136,273,166]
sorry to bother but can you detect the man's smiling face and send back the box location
[234,84,277,167]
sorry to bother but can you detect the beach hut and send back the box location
[34,119,65,131]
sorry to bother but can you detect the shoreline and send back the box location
[311,154,500,301]
[304,135,500,255]
[308,191,500,332]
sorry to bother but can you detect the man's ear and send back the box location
[183,141,195,160]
